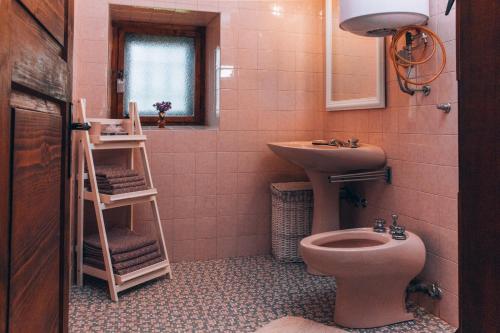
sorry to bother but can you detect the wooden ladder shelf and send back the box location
[76,99,172,301]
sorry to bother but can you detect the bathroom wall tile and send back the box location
[173,153,196,174]
[173,240,195,262]
[195,173,217,196]
[194,238,217,260]
[194,130,217,152]
[438,197,458,231]
[216,237,238,258]
[217,172,238,194]
[195,217,217,239]
[217,194,239,216]
[439,228,458,263]
[174,196,196,218]
[173,218,196,240]
[194,195,217,218]
[217,131,240,152]
[439,258,458,295]
[157,195,175,220]
[440,290,459,327]
[195,152,217,174]
[217,152,238,173]
[216,215,238,237]
[173,174,196,197]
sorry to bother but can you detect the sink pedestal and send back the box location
[306,170,340,234]
[305,170,340,275]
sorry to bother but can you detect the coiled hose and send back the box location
[389,25,447,86]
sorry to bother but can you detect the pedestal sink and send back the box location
[268,141,386,234]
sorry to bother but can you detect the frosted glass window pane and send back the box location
[124,33,196,117]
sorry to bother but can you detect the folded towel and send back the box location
[84,243,159,264]
[84,256,164,275]
[84,250,162,271]
[94,166,139,179]
[96,175,144,185]
[115,257,164,275]
[83,228,156,254]
[98,180,147,190]
[99,185,148,195]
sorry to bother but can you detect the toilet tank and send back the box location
[339,0,429,37]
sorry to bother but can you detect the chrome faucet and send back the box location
[329,138,348,147]
[390,214,407,240]
[373,218,387,233]
[348,138,360,148]
[389,214,399,234]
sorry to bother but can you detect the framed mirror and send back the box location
[325,0,386,111]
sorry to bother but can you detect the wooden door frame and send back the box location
[457,0,500,332]
[0,0,13,331]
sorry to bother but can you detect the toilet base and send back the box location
[333,277,414,329]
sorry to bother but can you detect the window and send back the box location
[111,22,205,124]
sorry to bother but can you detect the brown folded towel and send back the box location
[114,257,164,275]
[99,185,148,195]
[83,227,156,254]
[98,180,147,191]
[84,256,164,276]
[84,243,159,264]
[96,175,144,185]
[94,166,139,179]
[84,250,162,271]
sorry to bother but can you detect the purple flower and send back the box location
[153,101,172,113]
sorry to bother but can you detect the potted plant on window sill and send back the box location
[153,101,172,128]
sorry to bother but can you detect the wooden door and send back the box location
[0,0,73,332]
[457,0,500,332]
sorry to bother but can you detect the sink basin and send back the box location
[267,141,386,173]
[268,141,386,234]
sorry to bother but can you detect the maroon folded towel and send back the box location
[83,228,156,254]
[84,256,164,275]
[114,257,164,275]
[98,180,147,190]
[96,175,144,185]
[94,166,139,179]
[99,185,148,195]
[84,250,162,271]
[84,243,159,264]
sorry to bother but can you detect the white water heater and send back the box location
[339,0,429,37]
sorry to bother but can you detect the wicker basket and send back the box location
[271,182,313,262]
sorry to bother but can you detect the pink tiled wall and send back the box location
[73,0,324,262]
[324,0,458,326]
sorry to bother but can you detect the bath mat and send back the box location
[254,316,347,333]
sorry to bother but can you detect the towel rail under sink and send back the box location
[328,167,391,184]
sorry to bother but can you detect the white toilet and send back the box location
[300,227,426,329]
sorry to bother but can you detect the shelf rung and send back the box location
[82,260,170,287]
[91,134,147,144]
[84,188,158,208]
[115,260,170,285]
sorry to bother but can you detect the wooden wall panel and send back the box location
[9,107,62,333]
[17,0,65,45]
[10,1,68,101]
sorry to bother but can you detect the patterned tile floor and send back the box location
[70,256,455,333]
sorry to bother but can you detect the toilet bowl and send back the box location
[300,227,425,329]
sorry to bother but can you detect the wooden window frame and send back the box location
[110,21,205,125]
